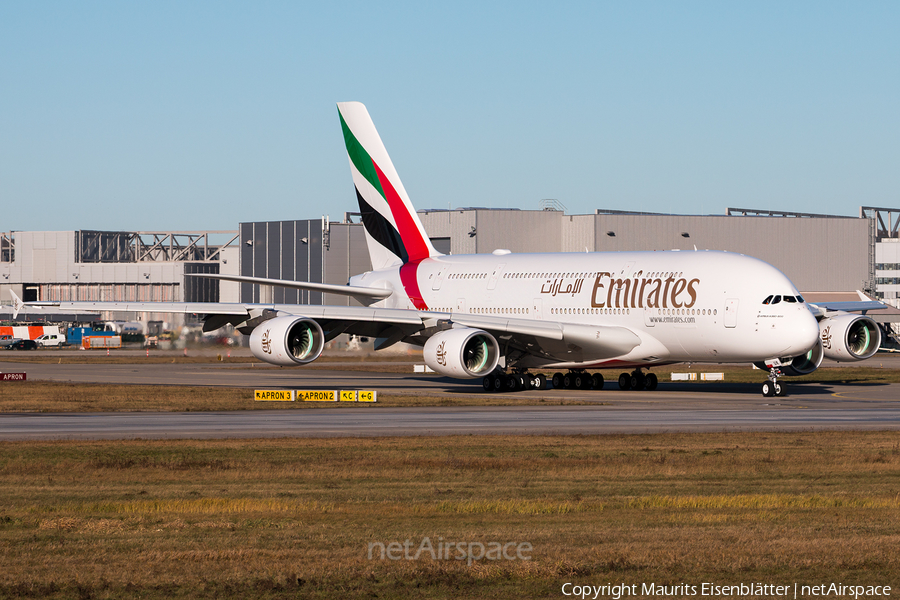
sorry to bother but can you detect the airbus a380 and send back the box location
[13,102,885,397]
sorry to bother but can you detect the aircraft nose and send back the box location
[791,308,821,354]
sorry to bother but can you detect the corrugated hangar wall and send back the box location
[419,210,870,293]
[588,215,869,292]
[239,219,371,305]
[242,211,870,304]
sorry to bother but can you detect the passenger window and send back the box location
[762,295,773,305]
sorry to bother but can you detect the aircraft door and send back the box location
[432,267,446,291]
[724,298,739,328]
[532,299,543,320]
[488,264,505,290]
[456,298,467,314]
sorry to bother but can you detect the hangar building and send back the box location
[238,206,881,308]
[4,206,899,329]
[0,230,240,324]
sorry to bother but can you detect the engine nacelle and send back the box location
[755,338,824,376]
[249,316,324,366]
[819,313,881,362]
[782,338,824,376]
[423,328,500,379]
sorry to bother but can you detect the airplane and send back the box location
[12,102,886,397]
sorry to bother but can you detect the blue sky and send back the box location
[2,2,898,232]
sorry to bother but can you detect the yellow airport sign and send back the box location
[298,390,338,402]
[357,390,377,402]
[254,390,295,402]
[339,390,357,402]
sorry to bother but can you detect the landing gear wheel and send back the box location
[618,373,631,390]
[492,375,504,392]
[630,373,645,391]
[482,376,492,392]
[563,374,574,389]
[573,373,588,390]
[645,373,658,390]
[762,366,785,398]
[591,373,604,390]
[535,373,547,390]
[516,374,528,391]
[551,372,564,389]
[504,376,517,392]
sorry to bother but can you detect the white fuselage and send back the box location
[351,250,821,369]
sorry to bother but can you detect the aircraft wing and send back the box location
[15,298,422,330]
[449,314,641,362]
[14,292,641,362]
[807,300,887,317]
[185,273,392,299]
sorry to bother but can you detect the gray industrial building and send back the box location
[238,206,882,306]
[416,207,872,294]
[871,206,900,304]
[0,230,240,325]
[4,206,900,328]
[238,219,370,307]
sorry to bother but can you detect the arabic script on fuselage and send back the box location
[540,272,701,309]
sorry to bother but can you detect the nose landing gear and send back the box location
[762,368,786,397]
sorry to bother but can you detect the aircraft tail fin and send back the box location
[10,290,23,319]
[337,102,441,270]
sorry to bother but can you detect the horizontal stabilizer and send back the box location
[185,273,392,299]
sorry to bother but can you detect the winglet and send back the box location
[10,290,23,319]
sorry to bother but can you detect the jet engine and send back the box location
[423,328,500,378]
[819,314,881,362]
[781,338,824,376]
[249,316,324,366]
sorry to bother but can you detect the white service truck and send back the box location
[35,332,66,347]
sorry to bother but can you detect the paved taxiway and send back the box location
[1,359,899,439]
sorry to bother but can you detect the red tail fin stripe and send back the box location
[399,261,429,310]
[372,160,430,262]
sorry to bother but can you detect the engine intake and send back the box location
[249,316,324,366]
[819,314,881,362]
[424,328,500,378]
[754,339,825,377]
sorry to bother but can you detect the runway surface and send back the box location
[1,358,899,439]
[2,404,900,440]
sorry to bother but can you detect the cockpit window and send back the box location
[796,295,804,303]
[771,295,781,304]
[762,295,773,305]
[783,295,797,303]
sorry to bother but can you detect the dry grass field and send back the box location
[1,432,898,599]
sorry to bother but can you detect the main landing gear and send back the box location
[481,368,659,392]
[482,371,546,392]
[761,368,786,397]
[616,369,658,391]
